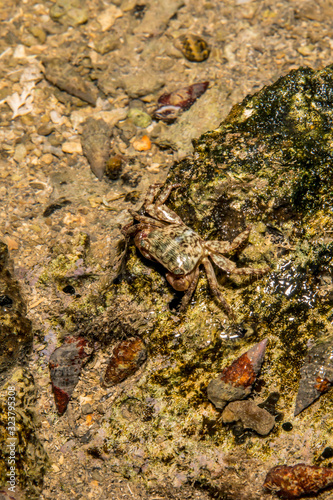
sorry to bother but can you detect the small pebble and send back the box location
[94,33,120,54]
[37,124,54,136]
[40,153,54,165]
[97,5,123,31]
[13,144,27,162]
[62,140,82,154]
[132,135,151,151]
[81,403,93,415]
[128,108,152,128]
[222,400,275,436]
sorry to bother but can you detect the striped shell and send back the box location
[175,34,210,62]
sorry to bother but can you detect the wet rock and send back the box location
[0,368,48,497]
[118,67,164,98]
[74,63,333,495]
[81,118,112,179]
[222,400,275,435]
[0,241,33,387]
[50,0,88,26]
[103,337,147,387]
[207,339,268,410]
[44,59,98,106]
[49,337,89,414]
[264,464,333,498]
[294,337,333,416]
[94,32,120,55]
[97,4,123,31]
[175,34,210,62]
[133,0,184,35]
[154,82,209,123]
[155,83,231,155]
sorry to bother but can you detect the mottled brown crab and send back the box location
[122,184,269,316]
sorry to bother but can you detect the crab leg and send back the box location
[144,183,184,225]
[202,257,234,317]
[179,265,200,312]
[127,210,167,229]
[210,252,269,277]
[206,227,251,255]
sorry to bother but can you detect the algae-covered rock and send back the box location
[0,241,33,387]
[0,368,48,499]
[80,65,333,498]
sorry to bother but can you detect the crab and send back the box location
[122,183,269,316]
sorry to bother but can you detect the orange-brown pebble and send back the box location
[263,464,333,498]
[207,339,268,410]
[133,135,151,151]
[103,337,147,387]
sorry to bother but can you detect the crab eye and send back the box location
[173,267,183,275]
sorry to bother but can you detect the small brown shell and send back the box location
[175,34,210,62]
[264,464,333,498]
[103,337,147,387]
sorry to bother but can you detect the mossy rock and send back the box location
[0,368,49,499]
[0,241,33,387]
[73,65,333,498]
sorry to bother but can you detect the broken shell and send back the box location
[154,105,182,123]
[81,118,112,180]
[207,339,268,410]
[175,34,210,62]
[294,338,333,416]
[154,82,209,122]
[263,464,333,498]
[222,400,275,436]
[49,337,89,414]
[103,337,147,387]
